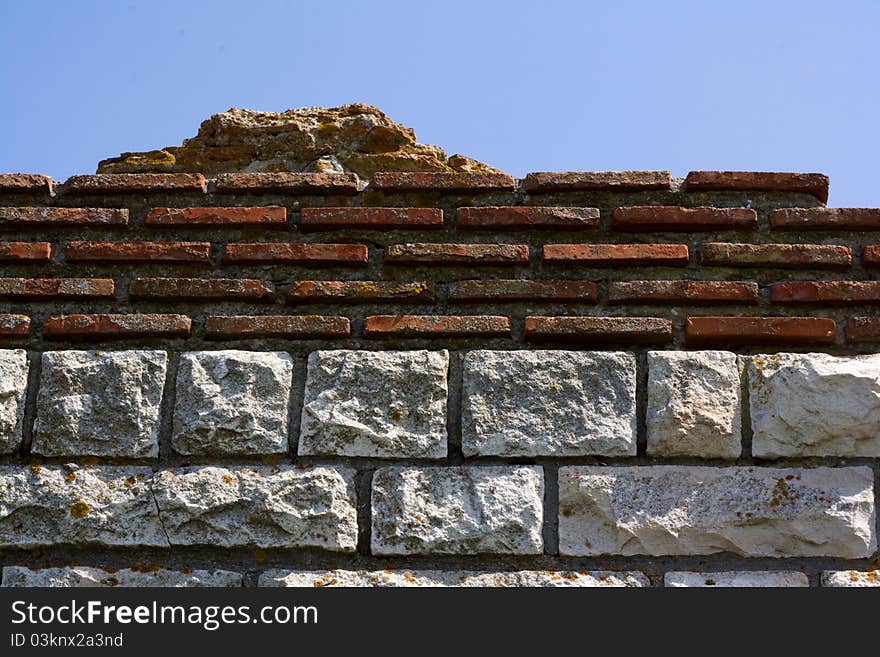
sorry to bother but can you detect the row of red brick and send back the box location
[0,170,830,201]
[4,205,880,230]
[4,241,880,269]
[7,277,880,305]
[0,313,874,344]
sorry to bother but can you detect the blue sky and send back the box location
[1,1,878,205]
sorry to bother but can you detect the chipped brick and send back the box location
[524,171,672,193]
[448,279,597,302]
[287,281,435,303]
[609,280,759,304]
[685,316,836,345]
[524,316,672,344]
[364,315,510,338]
[0,278,114,300]
[457,206,599,229]
[685,171,829,203]
[222,243,368,265]
[385,243,529,265]
[612,206,757,231]
[300,207,443,230]
[43,314,191,340]
[129,277,274,301]
[65,241,211,263]
[543,243,689,266]
[215,172,359,194]
[204,315,350,339]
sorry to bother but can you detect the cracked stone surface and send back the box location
[260,569,648,587]
[749,353,880,457]
[151,465,357,551]
[299,350,448,458]
[558,466,875,558]
[172,350,293,455]
[97,104,504,176]
[1,566,242,587]
[371,466,544,555]
[664,571,808,587]
[32,350,167,458]
[821,570,880,587]
[0,465,167,548]
[0,350,28,454]
[462,350,636,456]
[647,350,741,458]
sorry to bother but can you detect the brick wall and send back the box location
[0,169,878,587]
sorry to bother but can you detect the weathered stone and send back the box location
[664,571,808,587]
[821,570,880,587]
[462,350,636,457]
[32,351,167,458]
[1,566,242,588]
[646,351,741,458]
[299,350,448,458]
[97,104,503,177]
[558,466,875,558]
[0,350,28,454]
[151,466,357,551]
[259,569,648,587]
[748,353,880,457]
[0,465,167,548]
[371,466,544,555]
[172,350,293,455]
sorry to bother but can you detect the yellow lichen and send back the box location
[70,500,90,518]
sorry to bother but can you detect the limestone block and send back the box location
[371,466,543,555]
[559,465,875,558]
[172,350,293,455]
[32,350,167,458]
[462,350,636,456]
[299,350,448,458]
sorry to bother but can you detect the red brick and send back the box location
[64,173,207,194]
[542,243,689,266]
[215,172,360,194]
[0,278,114,299]
[457,206,599,229]
[287,281,434,303]
[770,281,880,304]
[685,316,835,345]
[524,171,672,193]
[701,242,852,269]
[846,317,880,342]
[609,280,759,304]
[0,207,128,225]
[222,243,368,265]
[43,314,191,340]
[612,206,757,231]
[0,242,52,262]
[685,171,829,204]
[0,314,30,337]
[524,316,672,344]
[65,241,210,263]
[448,280,597,302]
[146,206,286,227]
[0,174,53,193]
[371,172,516,191]
[385,243,529,265]
[863,246,880,266]
[204,315,350,339]
[129,277,274,301]
[300,207,443,230]
[771,208,880,230]
[364,315,510,338]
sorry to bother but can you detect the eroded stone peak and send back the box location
[97,103,503,177]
